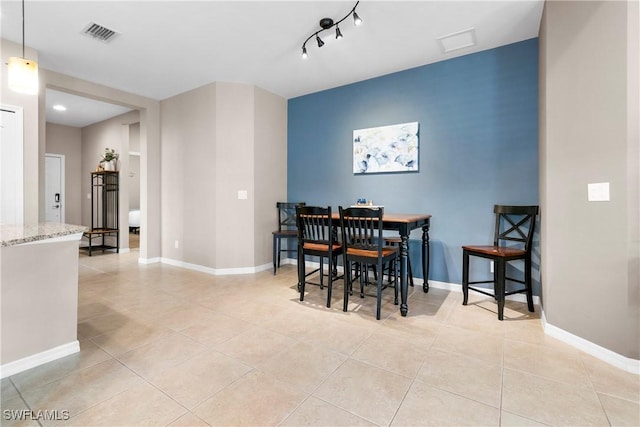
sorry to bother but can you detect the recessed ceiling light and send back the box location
[53,104,67,111]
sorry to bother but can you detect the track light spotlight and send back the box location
[353,10,362,26]
[300,1,361,59]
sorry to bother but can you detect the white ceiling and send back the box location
[1,1,544,127]
[45,89,133,128]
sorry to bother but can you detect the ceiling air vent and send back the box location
[437,28,476,54]
[82,22,118,43]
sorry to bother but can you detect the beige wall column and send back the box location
[160,82,287,271]
[139,103,161,260]
[215,83,255,269]
[540,0,639,360]
[160,84,217,267]
[254,87,288,266]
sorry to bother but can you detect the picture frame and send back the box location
[353,121,419,174]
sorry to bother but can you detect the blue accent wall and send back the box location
[288,39,539,291]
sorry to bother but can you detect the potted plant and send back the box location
[101,147,119,171]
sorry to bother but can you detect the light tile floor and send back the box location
[2,251,639,426]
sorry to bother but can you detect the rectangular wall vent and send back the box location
[82,22,118,43]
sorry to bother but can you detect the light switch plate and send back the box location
[588,182,610,202]
[238,190,248,200]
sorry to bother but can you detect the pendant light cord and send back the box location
[21,0,25,58]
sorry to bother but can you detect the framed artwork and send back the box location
[353,121,419,174]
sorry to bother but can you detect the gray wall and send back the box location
[540,0,639,359]
[45,123,82,226]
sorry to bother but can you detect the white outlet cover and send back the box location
[588,182,610,202]
[238,190,248,200]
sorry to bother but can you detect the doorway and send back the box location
[43,81,156,261]
[45,88,136,252]
[45,154,65,223]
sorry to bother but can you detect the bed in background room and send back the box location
[129,209,140,234]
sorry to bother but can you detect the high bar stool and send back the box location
[383,236,414,287]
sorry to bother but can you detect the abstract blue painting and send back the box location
[353,122,419,174]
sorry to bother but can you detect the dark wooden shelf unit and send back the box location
[82,171,119,256]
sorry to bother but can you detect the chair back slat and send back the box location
[339,206,385,260]
[296,205,334,247]
[277,202,305,231]
[493,205,538,251]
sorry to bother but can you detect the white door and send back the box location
[0,106,24,225]
[45,154,64,223]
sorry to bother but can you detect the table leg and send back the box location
[422,222,430,293]
[400,233,409,316]
[297,241,303,293]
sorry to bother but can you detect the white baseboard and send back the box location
[432,281,639,374]
[160,257,273,276]
[0,341,80,379]
[541,311,640,375]
[138,257,160,264]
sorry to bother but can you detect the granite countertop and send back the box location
[0,222,88,247]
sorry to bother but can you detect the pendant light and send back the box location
[8,0,39,95]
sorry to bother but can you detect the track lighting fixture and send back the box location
[8,0,39,94]
[301,1,362,59]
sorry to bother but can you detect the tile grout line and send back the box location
[580,352,615,426]
[8,377,44,427]
[275,321,381,426]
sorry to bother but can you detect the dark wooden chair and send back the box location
[462,205,539,320]
[339,206,398,320]
[296,206,343,308]
[272,201,305,275]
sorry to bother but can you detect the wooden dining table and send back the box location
[331,211,432,316]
